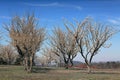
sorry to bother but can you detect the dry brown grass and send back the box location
[0,65,120,80]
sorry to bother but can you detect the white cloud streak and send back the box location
[0,16,11,19]
[24,2,82,10]
[108,19,120,25]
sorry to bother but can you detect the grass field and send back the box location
[0,65,120,80]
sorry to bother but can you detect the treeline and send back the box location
[75,61,120,69]
[92,61,120,69]
[0,45,18,65]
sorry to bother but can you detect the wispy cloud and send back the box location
[108,18,120,25]
[23,2,82,10]
[0,16,11,19]
[24,2,63,7]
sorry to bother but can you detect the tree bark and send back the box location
[29,56,33,72]
[87,65,91,74]
[65,62,69,69]
[70,59,73,67]
[65,64,69,69]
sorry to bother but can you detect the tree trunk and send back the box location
[32,56,35,66]
[23,56,30,72]
[70,59,73,67]
[65,63,69,69]
[8,58,10,65]
[65,65,69,69]
[29,56,33,73]
[87,65,91,73]
[24,57,28,71]
[23,55,34,73]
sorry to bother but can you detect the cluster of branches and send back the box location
[64,18,117,73]
[4,14,45,72]
[50,27,79,69]
[0,45,18,65]
[35,47,59,67]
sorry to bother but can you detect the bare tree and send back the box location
[4,14,45,72]
[50,27,78,69]
[65,18,117,73]
[41,47,60,66]
[0,45,18,64]
[36,56,48,67]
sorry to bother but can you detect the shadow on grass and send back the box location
[32,67,55,73]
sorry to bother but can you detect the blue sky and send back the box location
[0,0,120,62]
